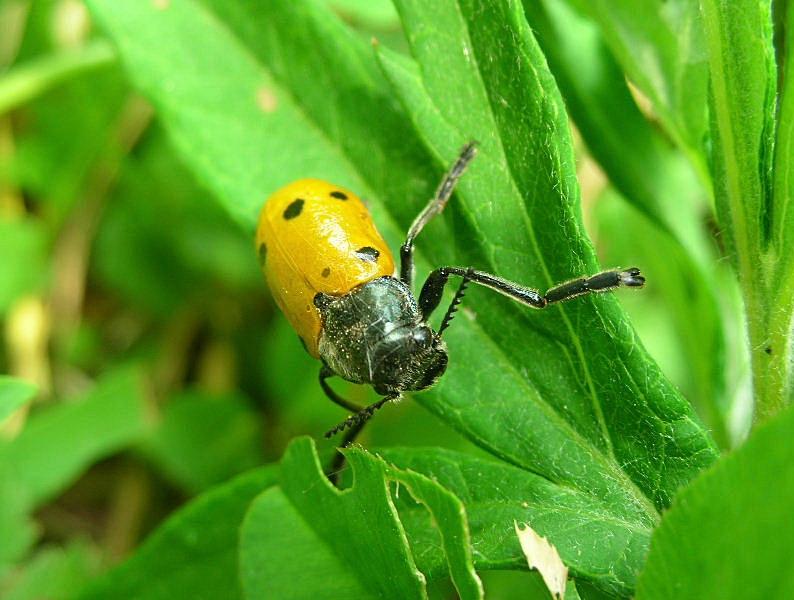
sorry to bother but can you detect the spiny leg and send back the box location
[324,394,399,439]
[320,366,367,484]
[400,141,478,286]
[437,274,471,335]
[419,266,645,322]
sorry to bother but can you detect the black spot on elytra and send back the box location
[355,246,379,262]
[321,267,331,278]
[258,243,267,265]
[766,346,773,355]
[330,190,348,200]
[283,198,304,219]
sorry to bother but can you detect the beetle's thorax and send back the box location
[315,276,448,394]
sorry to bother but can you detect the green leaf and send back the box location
[563,0,710,177]
[593,190,733,447]
[699,0,783,420]
[635,404,794,599]
[241,438,483,599]
[240,487,374,600]
[522,0,702,237]
[85,0,368,230]
[0,376,37,423]
[139,390,263,494]
[381,448,650,596]
[324,0,399,30]
[80,466,277,600]
[479,570,564,600]
[379,0,715,509]
[8,0,131,229]
[0,367,150,509]
[0,368,151,568]
[0,497,36,582]
[94,127,261,317]
[566,581,582,600]
[371,452,483,599]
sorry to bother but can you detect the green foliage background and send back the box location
[0,0,792,598]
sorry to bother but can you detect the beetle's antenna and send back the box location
[438,272,471,336]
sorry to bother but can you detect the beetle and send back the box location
[256,142,644,443]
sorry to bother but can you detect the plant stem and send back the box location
[700,0,789,425]
[749,292,794,422]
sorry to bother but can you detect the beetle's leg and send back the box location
[437,274,471,335]
[419,266,645,321]
[327,421,366,486]
[320,366,369,485]
[319,365,363,413]
[324,394,399,439]
[544,268,645,303]
[419,267,545,318]
[400,141,478,286]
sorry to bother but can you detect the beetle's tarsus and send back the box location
[619,267,645,288]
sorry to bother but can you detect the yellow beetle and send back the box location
[256,179,395,358]
[256,142,645,440]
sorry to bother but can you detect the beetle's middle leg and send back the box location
[320,365,363,413]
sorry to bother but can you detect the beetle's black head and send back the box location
[370,323,448,395]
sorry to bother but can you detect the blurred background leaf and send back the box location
[139,389,263,495]
[561,0,710,181]
[80,466,277,600]
[0,375,36,421]
[0,368,150,575]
